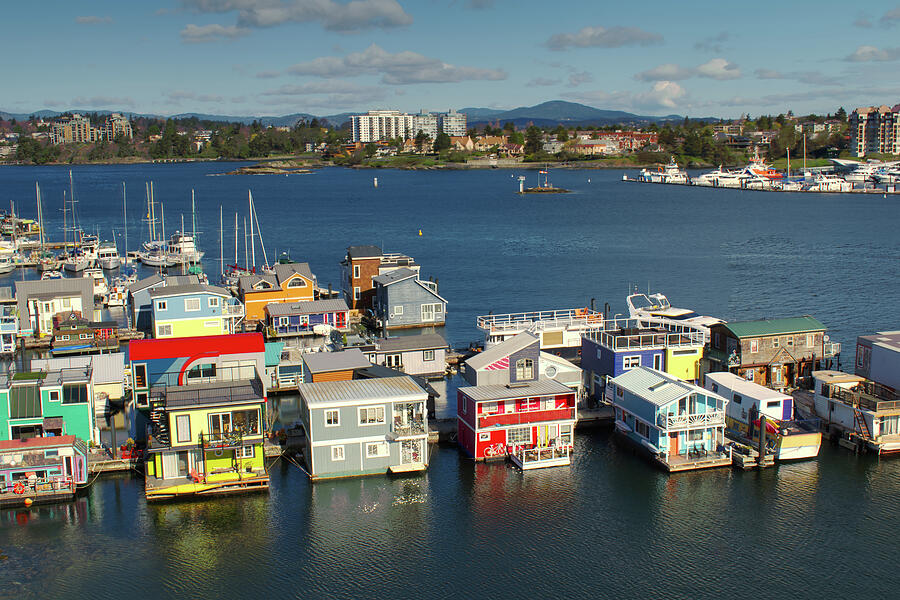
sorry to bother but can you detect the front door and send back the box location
[63,456,73,480]
[669,432,679,455]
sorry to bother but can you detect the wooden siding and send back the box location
[377,278,446,329]
[311,370,354,383]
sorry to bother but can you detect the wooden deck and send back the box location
[145,471,269,501]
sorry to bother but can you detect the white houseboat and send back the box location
[475,307,603,356]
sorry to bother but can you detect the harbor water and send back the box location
[1,163,899,598]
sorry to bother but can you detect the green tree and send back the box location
[835,107,847,122]
[433,132,451,152]
[524,125,542,154]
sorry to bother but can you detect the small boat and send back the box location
[62,248,92,273]
[139,247,174,268]
[41,270,64,280]
[166,231,204,265]
[802,173,853,192]
[97,241,121,270]
[82,267,109,298]
[0,254,15,274]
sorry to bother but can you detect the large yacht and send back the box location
[166,231,204,265]
[693,166,749,188]
[638,157,690,184]
[97,241,121,270]
[626,291,724,341]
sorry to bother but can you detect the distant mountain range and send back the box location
[0,100,721,129]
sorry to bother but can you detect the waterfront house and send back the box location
[340,245,419,311]
[1,304,18,354]
[302,349,372,383]
[0,435,88,508]
[854,330,900,391]
[150,283,244,339]
[15,277,93,337]
[32,353,125,423]
[238,263,316,322]
[128,274,200,333]
[51,311,119,355]
[450,135,474,151]
[127,332,268,443]
[705,371,821,461]
[297,375,429,479]
[373,268,447,329]
[0,363,99,445]
[607,366,731,472]
[361,333,448,379]
[706,316,839,390]
[580,317,706,398]
[264,298,349,339]
[798,370,900,454]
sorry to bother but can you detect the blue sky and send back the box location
[3,1,900,119]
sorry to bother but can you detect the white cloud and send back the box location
[546,25,662,50]
[285,44,507,84]
[636,58,739,82]
[527,77,561,87]
[754,68,839,86]
[71,96,135,108]
[880,6,900,26]
[695,58,741,80]
[181,0,412,33]
[638,81,686,108]
[568,71,593,87]
[564,81,687,112]
[845,45,900,62]
[181,23,248,43]
[75,16,112,24]
[164,90,225,104]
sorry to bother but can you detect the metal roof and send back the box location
[705,371,789,401]
[128,274,164,293]
[265,298,349,316]
[466,332,539,371]
[812,370,865,384]
[298,375,426,407]
[163,378,264,409]
[858,330,900,352]
[458,378,572,402]
[722,316,826,338]
[372,267,418,286]
[303,348,371,373]
[347,245,382,259]
[375,333,448,353]
[264,342,285,367]
[16,278,94,319]
[149,284,231,298]
[612,367,722,407]
[31,353,125,384]
[273,262,314,282]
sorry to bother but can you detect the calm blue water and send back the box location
[1,163,899,598]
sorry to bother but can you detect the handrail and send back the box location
[660,410,725,429]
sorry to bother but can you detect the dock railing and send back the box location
[510,444,572,466]
[582,317,706,350]
[475,308,603,333]
[660,410,725,430]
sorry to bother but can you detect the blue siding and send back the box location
[376,278,446,328]
[508,342,540,383]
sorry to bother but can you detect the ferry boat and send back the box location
[475,307,603,356]
[705,371,821,461]
[97,241,121,270]
[626,291,724,341]
[638,157,690,184]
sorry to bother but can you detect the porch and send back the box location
[508,445,572,470]
[145,468,269,501]
[0,476,77,508]
[657,447,732,472]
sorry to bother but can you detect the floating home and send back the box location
[475,307,603,357]
[361,333,449,379]
[297,376,429,480]
[264,298,350,339]
[16,277,94,337]
[0,304,17,354]
[855,330,900,391]
[51,311,119,356]
[372,268,447,329]
[0,435,88,508]
[607,367,731,472]
[238,263,317,323]
[150,283,244,338]
[707,317,840,391]
[340,245,418,312]
[128,274,200,333]
[705,371,821,461]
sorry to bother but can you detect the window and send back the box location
[359,406,385,425]
[157,324,173,337]
[623,356,641,370]
[208,297,219,307]
[515,358,534,380]
[9,385,41,418]
[394,305,404,316]
[79,333,92,340]
[184,298,201,312]
[133,364,147,388]
[616,385,624,398]
[750,339,759,353]
[772,368,783,384]
[807,334,815,347]
[385,354,402,368]
[209,409,260,436]
[714,332,721,348]
[353,287,360,300]
[62,298,71,308]
[156,300,167,311]
[423,349,435,361]
[772,337,780,349]
[325,409,340,427]
[59,335,70,341]
[209,412,232,436]
[710,383,719,393]
[746,370,754,382]
[653,354,662,370]
[733,393,742,405]
[689,430,704,441]
[187,363,216,381]
[62,384,88,405]
[331,445,345,461]
[786,336,794,347]
[238,445,254,459]
[176,415,191,443]
[635,420,650,438]
[287,278,307,288]
[482,401,498,414]
[766,400,782,409]
[508,427,531,445]
[365,441,389,458]
[353,264,360,279]
[49,390,60,401]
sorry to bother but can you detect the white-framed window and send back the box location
[49,390,60,401]
[365,441,389,458]
[635,420,650,438]
[786,336,794,347]
[184,298,201,312]
[689,430,704,442]
[331,445,345,461]
[62,298,71,308]
[156,300,167,311]
[508,427,530,445]
[208,297,219,308]
[394,305,404,316]
[59,334,70,341]
[79,333,92,340]
[287,277,307,288]
[750,339,759,353]
[423,349,435,361]
[478,432,490,441]
[325,409,339,427]
[176,414,191,443]
[772,337,780,349]
[204,320,219,328]
[157,324,173,337]
[515,358,534,380]
[623,355,641,370]
[772,367,783,384]
[238,445,254,459]
[359,405,385,425]
[807,334,815,347]
[353,287,360,300]
[385,354,402,368]
[353,264,360,279]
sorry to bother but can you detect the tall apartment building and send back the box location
[439,109,467,136]
[412,111,439,140]
[49,114,99,144]
[850,105,900,157]
[99,113,133,141]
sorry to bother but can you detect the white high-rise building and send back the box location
[412,111,439,141]
[850,105,900,157]
[440,109,467,137]
[350,110,415,143]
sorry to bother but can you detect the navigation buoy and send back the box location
[373,177,378,188]
[418,229,423,236]
[23,498,33,507]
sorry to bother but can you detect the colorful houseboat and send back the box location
[264,298,349,339]
[340,245,419,312]
[0,435,88,508]
[607,367,731,472]
[361,333,449,379]
[150,283,244,338]
[475,307,604,357]
[373,268,447,329]
[705,371,821,461]
[238,263,317,323]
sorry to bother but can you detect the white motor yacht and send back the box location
[626,291,724,341]
[97,241,121,270]
[62,249,92,273]
[0,254,15,274]
[166,231,204,265]
[83,268,109,298]
[638,157,690,184]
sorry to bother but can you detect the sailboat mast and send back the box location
[35,182,44,250]
[161,203,166,242]
[63,190,67,251]
[219,205,224,277]
[250,192,269,267]
[191,190,196,239]
[243,217,249,270]
[122,182,127,258]
[150,182,157,242]
[249,191,256,268]
[234,213,238,265]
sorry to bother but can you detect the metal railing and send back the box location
[660,410,725,430]
[581,317,706,349]
[510,444,572,465]
[476,308,603,332]
[824,342,841,357]
[392,419,426,437]
[223,303,244,316]
[1,475,77,496]
[825,380,900,413]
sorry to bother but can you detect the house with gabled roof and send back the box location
[150,283,244,339]
[373,267,446,329]
[360,333,448,379]
[238,263,316,322]
[340,245,419,311]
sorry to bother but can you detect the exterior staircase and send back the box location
[149,400,170,446]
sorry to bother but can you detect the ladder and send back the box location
[853,405,872,439]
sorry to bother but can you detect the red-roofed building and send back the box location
[0,434,89,504]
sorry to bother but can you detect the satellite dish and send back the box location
[824,335,830,342]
